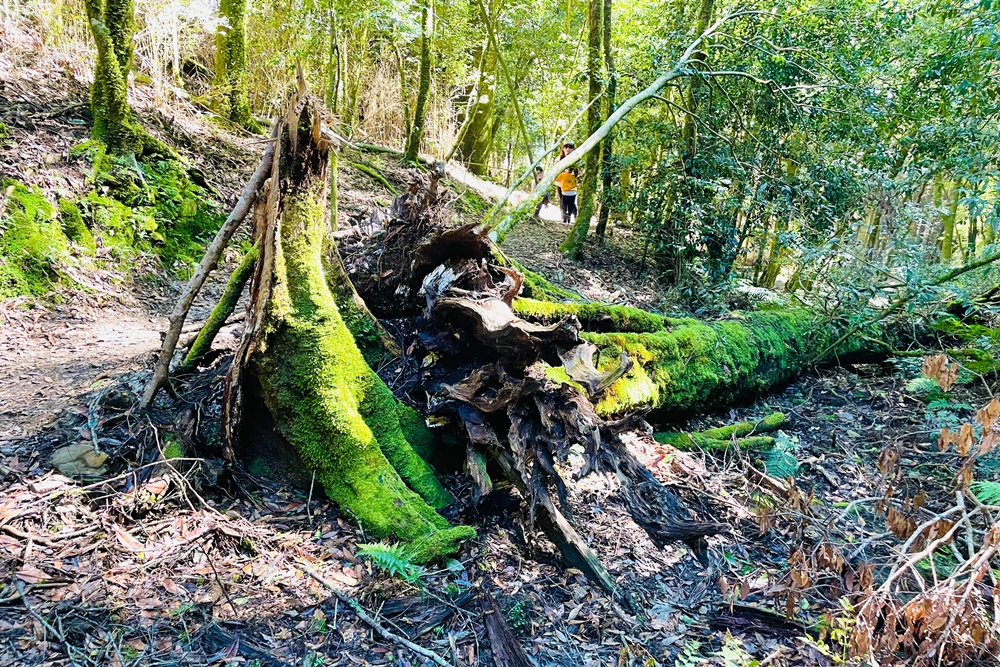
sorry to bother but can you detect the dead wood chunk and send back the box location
[434,296,578,363]
[482,592,534,667]
[559,343,633,396]
[411,223,493,283]
[446,366,527,414]
[494,450,616,594]
[465,439,494,499]
[708,603,806,640]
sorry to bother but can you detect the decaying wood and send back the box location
[327,180,731,586]
[142,124,278,408]
[494,448,616,595]
[482,591,535,667]
[709,603,807,639]
[560,342,633,396]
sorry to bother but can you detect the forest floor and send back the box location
[3,39,999,667]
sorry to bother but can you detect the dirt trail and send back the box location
[0,303,165,442]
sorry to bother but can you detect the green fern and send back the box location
[971,480,1000,505]
[357,541,424,584]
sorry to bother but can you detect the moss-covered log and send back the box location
[515,301,892,417]
[236,94,473,561]
[654,411,786,451]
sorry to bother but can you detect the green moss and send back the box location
[182,245,257,369]
[349,161,398,195]
[585,310,882,416]
[395,403,438,466]
[513,297,668,333]
[654,431,775,451]
[256,168,470,561]
[0,181,71,297]
[162,435,184,459]
[492,255,583,303]
[450,188,491,218]
[58,198,96,254]
[700,411,786,440]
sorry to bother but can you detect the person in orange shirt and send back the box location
[554,166,578,224]
[554,142,575,220]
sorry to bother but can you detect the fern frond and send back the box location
[971,480,1000,505]
[357,541,424,584]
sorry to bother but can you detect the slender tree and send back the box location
[560,0,602,259]
[594,0,616,243]
[84,0,162,155]
[458,35,497,174]
[404,0,433,161]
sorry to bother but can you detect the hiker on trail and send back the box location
[554,166,578,225]
[533,166,550,217]
[555,142,575,220]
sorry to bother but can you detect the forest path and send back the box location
[0,272,240,446]
[0,302,166,443]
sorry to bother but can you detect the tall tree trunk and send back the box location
[560,0,602,260]
[216,0,259,131]
[458,36,497,175]
[942,184,959,263]
[594,0,616,244]
[404,0,432,162]
[84,0,157,155]
[230,92,474,562]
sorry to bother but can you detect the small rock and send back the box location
[50,443,109,478]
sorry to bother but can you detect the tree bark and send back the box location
[404,0,432,162]
[216,0,259,131]
[228,92,473,562]
[594,0,616,243]
[84,0,155,155]
[457,35,497,175]
[560,0,602,259]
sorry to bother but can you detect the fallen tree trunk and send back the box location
[223,87,473,562]
[511,298,896,417]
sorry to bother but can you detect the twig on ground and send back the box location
[299,562,452,667]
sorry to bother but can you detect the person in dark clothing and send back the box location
[532,166,550,217]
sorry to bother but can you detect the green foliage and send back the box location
[906,376,943,399]
[0,181,71,297]
[57,198,96,254]
[357,541,424,584]
[970,480,1000,506]
[760,431,800,479]
[674,640,706,667]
